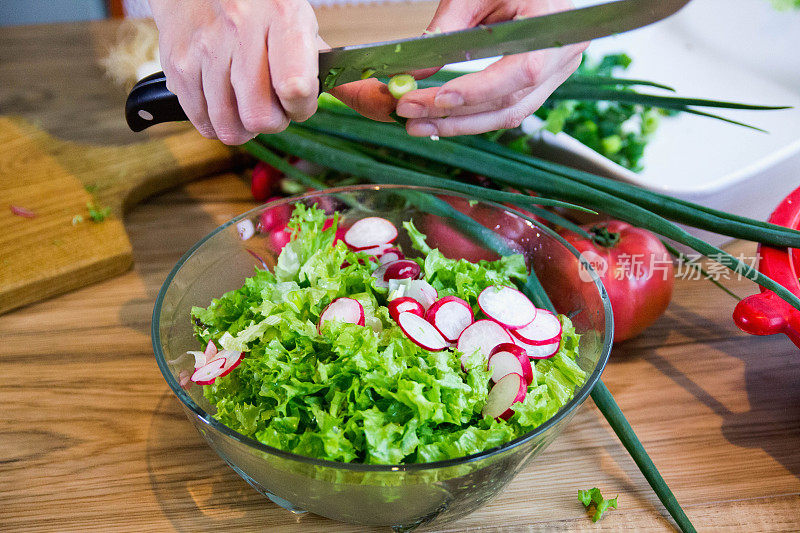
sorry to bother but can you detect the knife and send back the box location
[125,0,690,132]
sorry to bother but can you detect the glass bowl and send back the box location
[152,185,612,530]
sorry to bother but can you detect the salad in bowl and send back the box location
[153,185,611,528]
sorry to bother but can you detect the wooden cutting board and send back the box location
[0,117,238,314]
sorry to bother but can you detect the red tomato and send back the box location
[558,221,674,342]
[420,197,536,262]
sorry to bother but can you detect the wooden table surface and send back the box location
[2,8,800,532]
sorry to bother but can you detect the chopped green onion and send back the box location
[387,74,418,99]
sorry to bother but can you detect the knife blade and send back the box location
[319,0,690,88]
[125,0,691,132]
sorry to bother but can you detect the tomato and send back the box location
[420,197,540,263]
[558,221,674,342]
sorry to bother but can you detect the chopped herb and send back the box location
[322,67,343,90]
[84,183,98,194]
[394,44,401,53]
[770,0,800,10]
[87,201,111,222]
[532,53,674,171]
[72,214,84,226]
[578,487,618,522]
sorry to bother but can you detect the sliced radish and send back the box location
[427,296,473,343]
[388,297,425,321]
[457,319,513,368]
[343,217,397,250]
[186,351,208,369]
[318,297,365,332]
[377,247,404,265]
[383,259,421,282]
[515,335,561,359]
[217,349,245,377]
[10,205,36,218]
[397,312,449,351]
[482,372,526,420]
[511,309,562,345]
[489,343,532,384]
[178,369,192,389]
[204,339,218,359]
[402,279,438,310]
[478,285,537,330]
[371,262,392,289]
[236,219,255,241]
[191,358,227,385]
[357,242,394,256]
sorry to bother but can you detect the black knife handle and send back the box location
[125,71,188,132]
[125,70,328,132]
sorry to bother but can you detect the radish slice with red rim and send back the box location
[358,243,394,257]
[204,340,218,359]
[377,247,404,265]
[402,279,438,310]
[388,297,425,321]
[397,312,449,351]
[482,372,526,420]
[457,319,513,369]
[318,297,365,332]
[343,217,398,249]
[191,358,227,385]
[427,296,473,342]
[515,335,561,359]
[383,260,421,282]
[511,309,562,345]
[478,285,537,329]
[489,343,533,384]
[371,263,392,288]
[218,350,245,377]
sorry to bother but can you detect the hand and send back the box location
[394,0,588,137]
[149,0,319,145]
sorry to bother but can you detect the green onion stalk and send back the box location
[240,77,796,533]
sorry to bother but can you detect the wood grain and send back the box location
[0,118,235,314]
[3,175,800,532]
[2,10,800,533]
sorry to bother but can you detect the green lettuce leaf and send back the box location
[192,205,587,464]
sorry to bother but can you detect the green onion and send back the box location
[292,113,788,310]
[303,110,800,248]
[387,74,418,99]
[255,127,593,214]
[591,382,696,533]
[548,87,790,112]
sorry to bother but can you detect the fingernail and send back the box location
[396,101,425,118]
[410,121,438,137]
[434,91,464,108]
